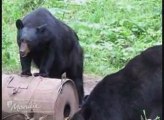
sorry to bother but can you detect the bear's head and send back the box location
[16,19,47,57]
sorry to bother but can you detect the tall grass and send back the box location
[2,0,162,76]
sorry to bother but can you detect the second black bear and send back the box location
[15,8,84,104]
[71,45,162,120]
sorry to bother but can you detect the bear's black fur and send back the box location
[16,8,84,104]
[71,45,162,120]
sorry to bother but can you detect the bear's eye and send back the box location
[21,39,31,42]
[20,39,25,42]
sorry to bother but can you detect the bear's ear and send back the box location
[16,19,24,29]
[36,24,47,33]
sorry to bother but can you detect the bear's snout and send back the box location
[20,51,26,57]
[20,42,30,57]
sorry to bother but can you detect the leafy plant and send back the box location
[141,110,160,120]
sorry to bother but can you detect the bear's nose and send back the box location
[20,51,26,57]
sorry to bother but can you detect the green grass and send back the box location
[2,0,162,76]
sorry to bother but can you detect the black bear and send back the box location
[71,45,162,120]
[15,8,84,104]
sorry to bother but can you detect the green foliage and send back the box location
[2,0,162,75]
[141,110,160,120]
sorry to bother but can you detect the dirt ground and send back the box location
[83,74,102,95]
